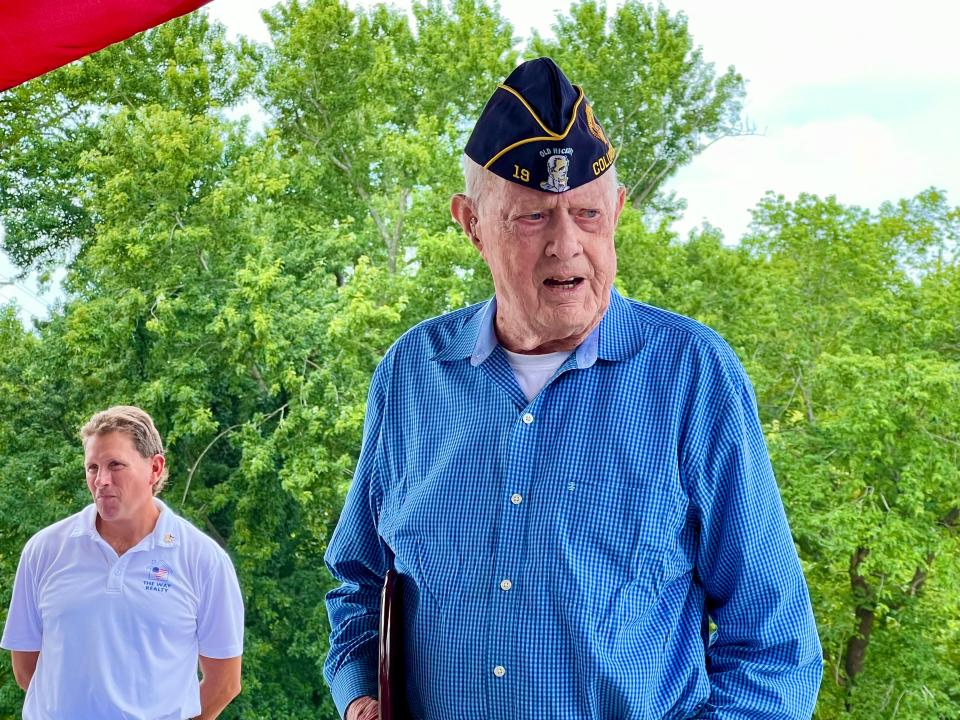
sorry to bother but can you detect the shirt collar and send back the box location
[431,298,496,364]
[594,287,645,362]
[433,288,643,367]
[68,498,179,548]
[469,296,499,366]
[152,499,180,547]
[68,503,100,538]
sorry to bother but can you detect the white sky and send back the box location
[4,0,959,320]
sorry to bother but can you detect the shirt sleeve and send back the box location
[1,538,43,651]
[323,359,392,719]
[689,371,823,719]
[196,549,245,659]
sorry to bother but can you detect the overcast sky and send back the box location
[4,0,958,320]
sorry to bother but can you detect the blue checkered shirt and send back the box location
[324,289,822,719]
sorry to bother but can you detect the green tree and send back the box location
[532,0,746,206]
[614,188,960,718]
[255,0,517,303]
[0,12,253,272]
[727,191,960,718]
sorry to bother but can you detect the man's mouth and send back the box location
[543,276,584,288]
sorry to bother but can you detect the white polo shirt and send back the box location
[1,498,244,720]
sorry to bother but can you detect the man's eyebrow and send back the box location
[504,202,548,214]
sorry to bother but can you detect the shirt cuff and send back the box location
[0,636,41,651]
[329,660,378,719]
[198,643,244,659]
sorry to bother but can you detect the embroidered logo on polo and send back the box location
[144,561,172,593]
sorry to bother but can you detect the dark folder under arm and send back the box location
[378,569,406,720]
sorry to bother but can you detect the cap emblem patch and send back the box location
[541,154,571,193]
[585,103,609,146]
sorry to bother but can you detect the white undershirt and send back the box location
[502,348,572,402]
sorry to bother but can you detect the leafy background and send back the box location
[0,1,958,717]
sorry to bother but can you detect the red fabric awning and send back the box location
[0,0,213,92]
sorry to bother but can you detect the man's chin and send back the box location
[546,305,601,335]
[95,497,124,518]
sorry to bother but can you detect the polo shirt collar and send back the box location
[152,499,180,548]
[68,498,179,548]
[433,288,643,367]
[68,503,99,539]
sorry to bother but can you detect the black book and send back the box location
[378,569,406,720]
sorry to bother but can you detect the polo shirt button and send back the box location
[499,579,512,591]
[510,493,523,505]
[521,412,534,425]
[493,665,506,677]
[114,569,121,576]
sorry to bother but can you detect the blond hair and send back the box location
[81,405,168,494]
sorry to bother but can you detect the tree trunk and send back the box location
[844,604,874,683]
[844,547,873,686]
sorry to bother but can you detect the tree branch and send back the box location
[180,403,289,507]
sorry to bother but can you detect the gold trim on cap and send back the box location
[483,86,586,169]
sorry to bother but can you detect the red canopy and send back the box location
[0,0,212,92]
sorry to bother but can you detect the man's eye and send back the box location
[580,209,600,219]
[523,212,544,221]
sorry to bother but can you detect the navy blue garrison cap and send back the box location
[465,57,616,193]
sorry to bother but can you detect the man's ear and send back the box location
[614,184,627,225]
[150,454,165,487]
[451,193,482,251]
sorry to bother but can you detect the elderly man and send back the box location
[2,405,244,720]
[324,58,822,720]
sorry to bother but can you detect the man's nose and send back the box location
[94,469,112,486]
[545,215,583,260]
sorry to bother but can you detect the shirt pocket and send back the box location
[544,473,691,631]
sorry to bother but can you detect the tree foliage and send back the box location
[0,12,254,271]
[531,0,746,206]
[1,2,957,719]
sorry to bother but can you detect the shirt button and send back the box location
[493,665,506,678]
[500,578,512,591]
[510,493,523,505]
[114,569,121,576]
[521,412,534,425]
